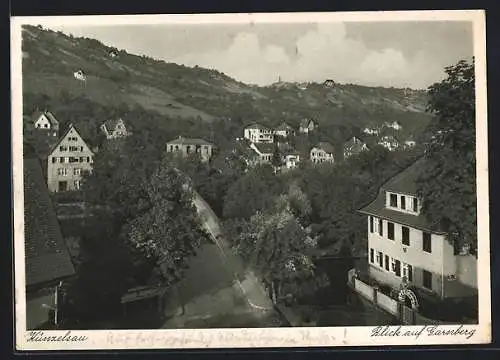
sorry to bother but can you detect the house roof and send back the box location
[344,137,368,153]
[275,122,293,131]
[102,118,123,131]
[24,158,76,287]
[244,123,269,131]
[253,143,275,154]
[49,124,94,156]
[167,136,214,146]
[299,118,316,128]
[357,157,443,233]
[313,142,335,154]
[32,110,59,128]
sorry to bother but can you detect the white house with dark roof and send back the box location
[249,142,275,164]
[166,136,215,162]
[24,158,76,329]
[32,110,60,138]
[47,124,95,193]
[243,123,274,143]
[310,142,335,164]
[378,135,400,151]
[274,122,295,138]
[299,118,318,134]
[100,118,131,140]
[358,158,477,301]
[343,136,369,159]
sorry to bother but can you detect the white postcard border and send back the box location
[11,10,490,350]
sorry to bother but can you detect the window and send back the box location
[423,232,432,253]
[378,219,383,236]
[378,251,383,267]
[402,226,410,246]
[423,270,432,289]
[74,168,81,176]
[384,255,390,271]
[86,156,90,162]
[57,168,68,176]
[369,216,374,233]
[413,197,418,212]
[408,264,413,282]
[79,156,85,163]
[74,180,81,190]
[59,157,66,163]
[388,222,395,240]
[394,260,401,277]
[401,196,406,210]
[69,157,79,163]
[51,157,56,164]
[390,193,397,207]
[369,248,374,263]
[59,146,67,151]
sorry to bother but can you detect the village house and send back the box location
[363,127,379,136]
[31,110,60,137]
[323,79,336,88]
[404,139,417,149]
[274,122,295,138]
[73,69,86,81]
[283,153,301,170]
[243,123,274,143]
[100,118,131,140]
[249,142,275,164]
[384,121,403,131]
[310,142,335,164]
[378,135,400,152]
[358,158,477,301]
[24,158,76,329]
[299,118,318,134]
[343,136,369,159]
[47,124,95,193]
[166,136,215,162]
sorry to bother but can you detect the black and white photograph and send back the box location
[12,11,490,350]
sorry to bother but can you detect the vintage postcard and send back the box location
[11,10,490,350]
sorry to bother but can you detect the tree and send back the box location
[416,59,477,253]
[121,158,209,286]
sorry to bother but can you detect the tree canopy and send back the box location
[416,59,477,252]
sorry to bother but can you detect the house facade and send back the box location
[24,158,76,329]
[363,127,379,136]
[358,159,477,300]
[166,136,215,162]
[283,153,300,169]
[47,124,95,193]
[299,119,318,134]
[343,136,369,159]
[378,136,400,151]
[274,122,295,138]
[310,142,335,164]
[249,142,274,164]
[243,123,274,143]
[384,121,402,131]
[32,110,60,137]
[100,118,131,140]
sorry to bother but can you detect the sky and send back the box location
[50,21,473,89]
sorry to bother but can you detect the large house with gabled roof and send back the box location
[31,110,60,137]
[310,142,335,164]
[100,118,131,140]
[166,136,215,162]
[299,118,318,134]
[47,124,95,193]
[24,158,76,329]
[243,123,274,143]
[343,136,369,159]
[274,122,295,138]
[358,158,477,300]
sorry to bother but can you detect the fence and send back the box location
[349,270,450,325]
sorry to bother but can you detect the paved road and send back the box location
[192,191,274,312]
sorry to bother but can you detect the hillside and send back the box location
[21,24,434,144]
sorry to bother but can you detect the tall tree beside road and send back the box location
[122,159,209,286]
[416,59,477,253]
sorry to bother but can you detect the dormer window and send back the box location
[413,197,418,212]
[390,193,397,207]
[401,196,406,210]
